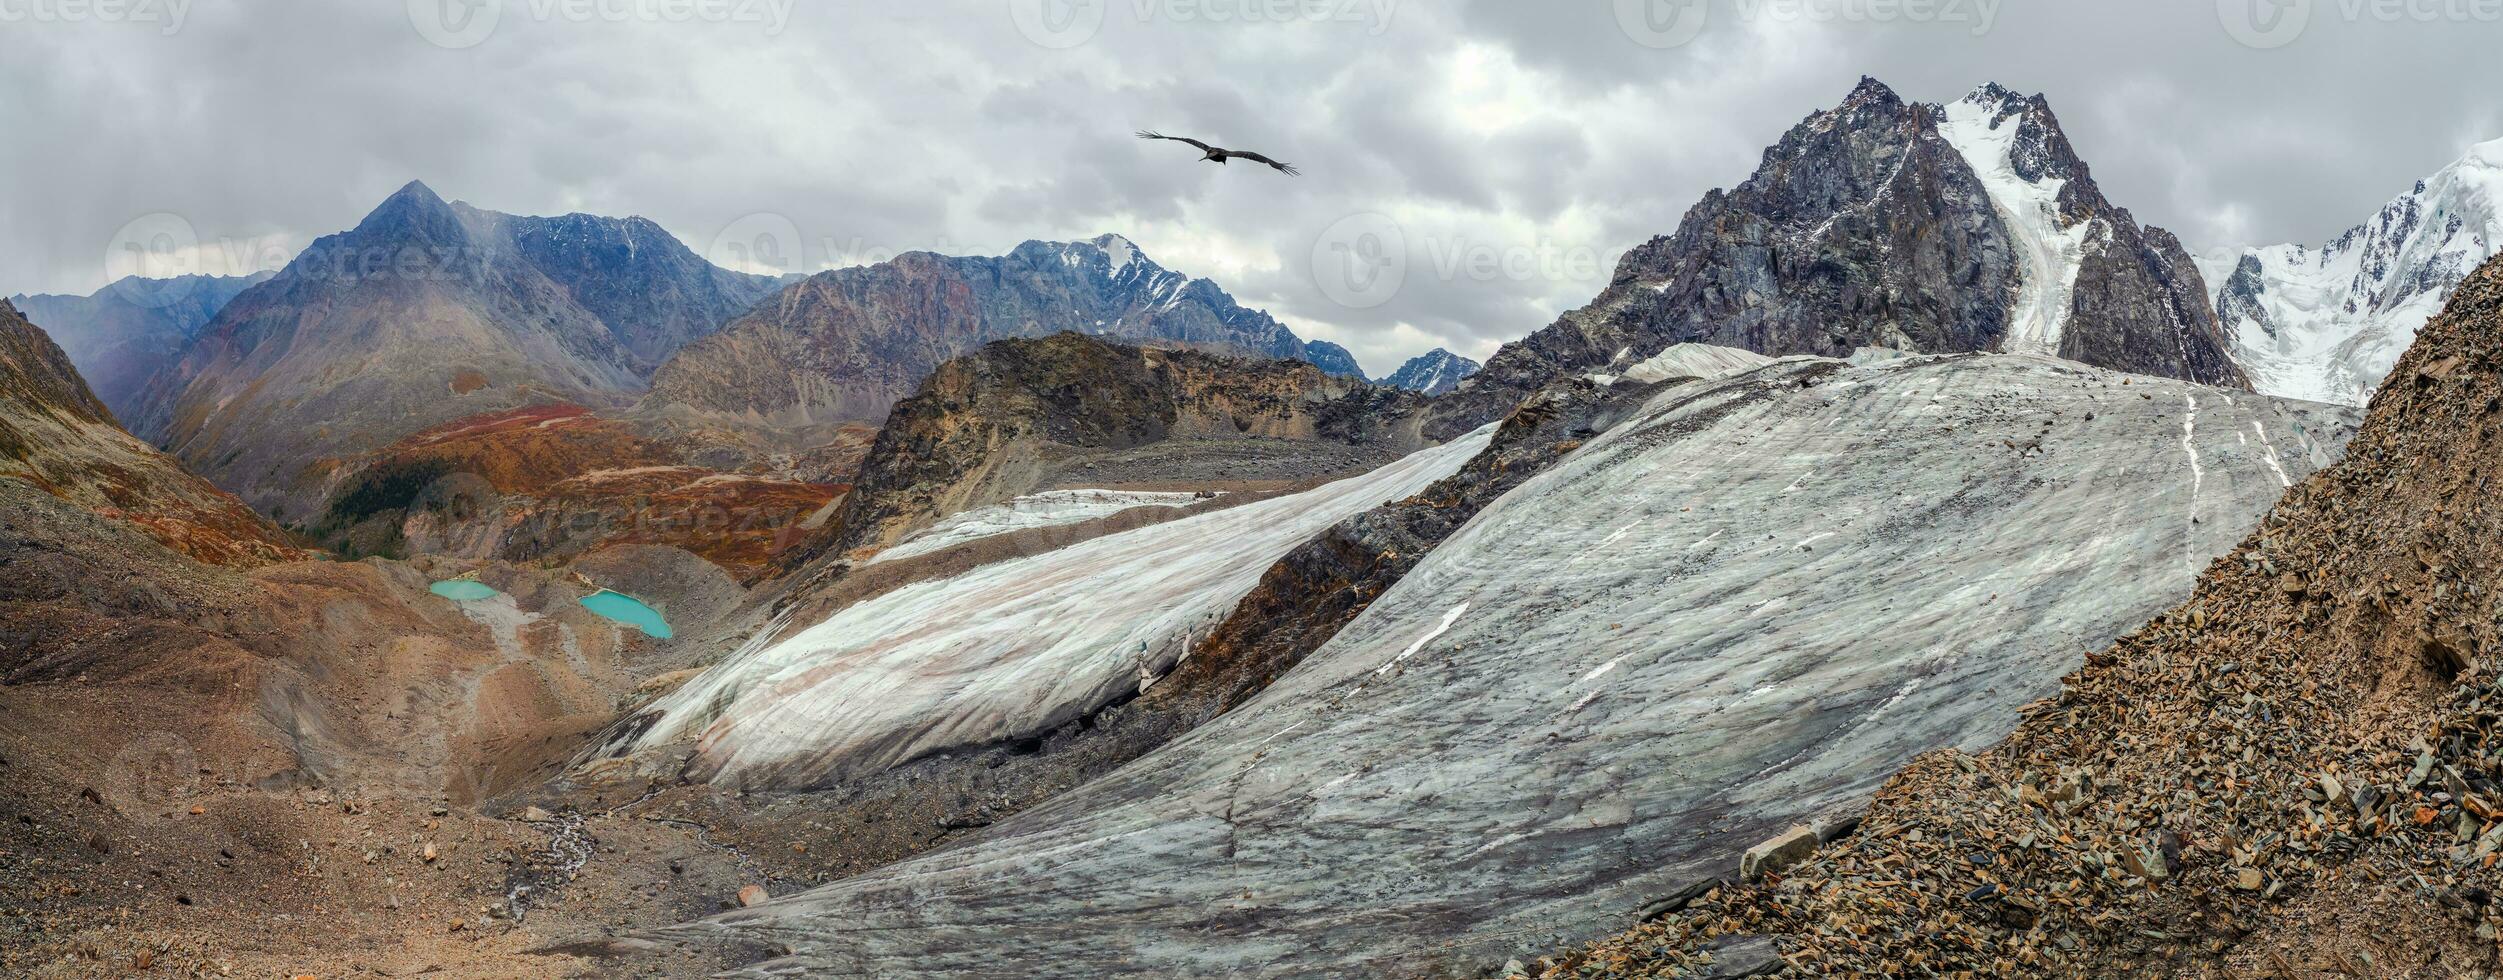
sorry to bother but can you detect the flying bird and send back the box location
[1137,131,1300,176]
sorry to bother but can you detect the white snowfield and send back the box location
[1939,91,2096,358]
[631,426,1493,789]
[2205,137,2502,406]
[864,488,1212,566]
[663,353,2358,978]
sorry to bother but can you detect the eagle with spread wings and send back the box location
[1136,131,1301,176]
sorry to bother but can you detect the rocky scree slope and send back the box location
[130,181,777,519]
[9,272,271,421]
[647,350,2347,978]
[818,331,1427,556]
[1546,252,2503,978]
[1439,79,2243,437]
[643,234,1363,429]
[0,299,300,567]
[2204,136,2502,407]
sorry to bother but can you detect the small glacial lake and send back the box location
[580,590,673,639]
[429,580,502,601]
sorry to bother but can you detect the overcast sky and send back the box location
[2,0,2495,375]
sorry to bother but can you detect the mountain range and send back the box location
[641,234,1367,429]
[127,181,785,519]
[9,272,272,422]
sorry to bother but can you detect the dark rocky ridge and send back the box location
[823,331,1427,555]
[1434,78,2245,439]
[644,234,1364,429]
[9,272,272,421]
[129,181,777,519]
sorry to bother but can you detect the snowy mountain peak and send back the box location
[2210,136,2503,405]
[1085,233,1142,277]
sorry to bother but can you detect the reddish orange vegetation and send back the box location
[348,404,845,579]
[547,467,845,578]
[448,367,491,395]
[379,403,675,493]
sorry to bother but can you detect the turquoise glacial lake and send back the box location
[580,590,673,639]
[428,580,502,601]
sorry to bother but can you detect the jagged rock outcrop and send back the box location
[1437,78,2245,437]
[1547,257,2503,977]
[130,181,777,519]
[2201,137,2502,406]
[9,272,271,421]
[648,350,2349,978]
[823,331,1427,555]
[643,234,1363,429]
[0,299,300,567]
[1384,347,1481,395]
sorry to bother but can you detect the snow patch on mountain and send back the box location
[1937,90,2094,358]
[2203,138,2502,406]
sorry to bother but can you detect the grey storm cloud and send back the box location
[0,0,2496,375]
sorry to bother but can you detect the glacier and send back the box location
[2203,137,2502,406]
[864,488,1213,566]
[627,426,1493,790]
[654,352,2356,978]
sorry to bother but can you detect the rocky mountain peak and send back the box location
[1433,77,2243,440]
[1384,347,1481,396]
[348,179,468,247]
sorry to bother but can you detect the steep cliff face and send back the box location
[1438,78,2244,437]
[643,235,1363,428]
[9,272,271,421]
[130,181,775,519]
[825,331,1427,555]
[0,299,300,567]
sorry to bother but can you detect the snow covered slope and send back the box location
[627,428,1492,789]
[2205,138,2503,405]
[658,353,2355,978]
